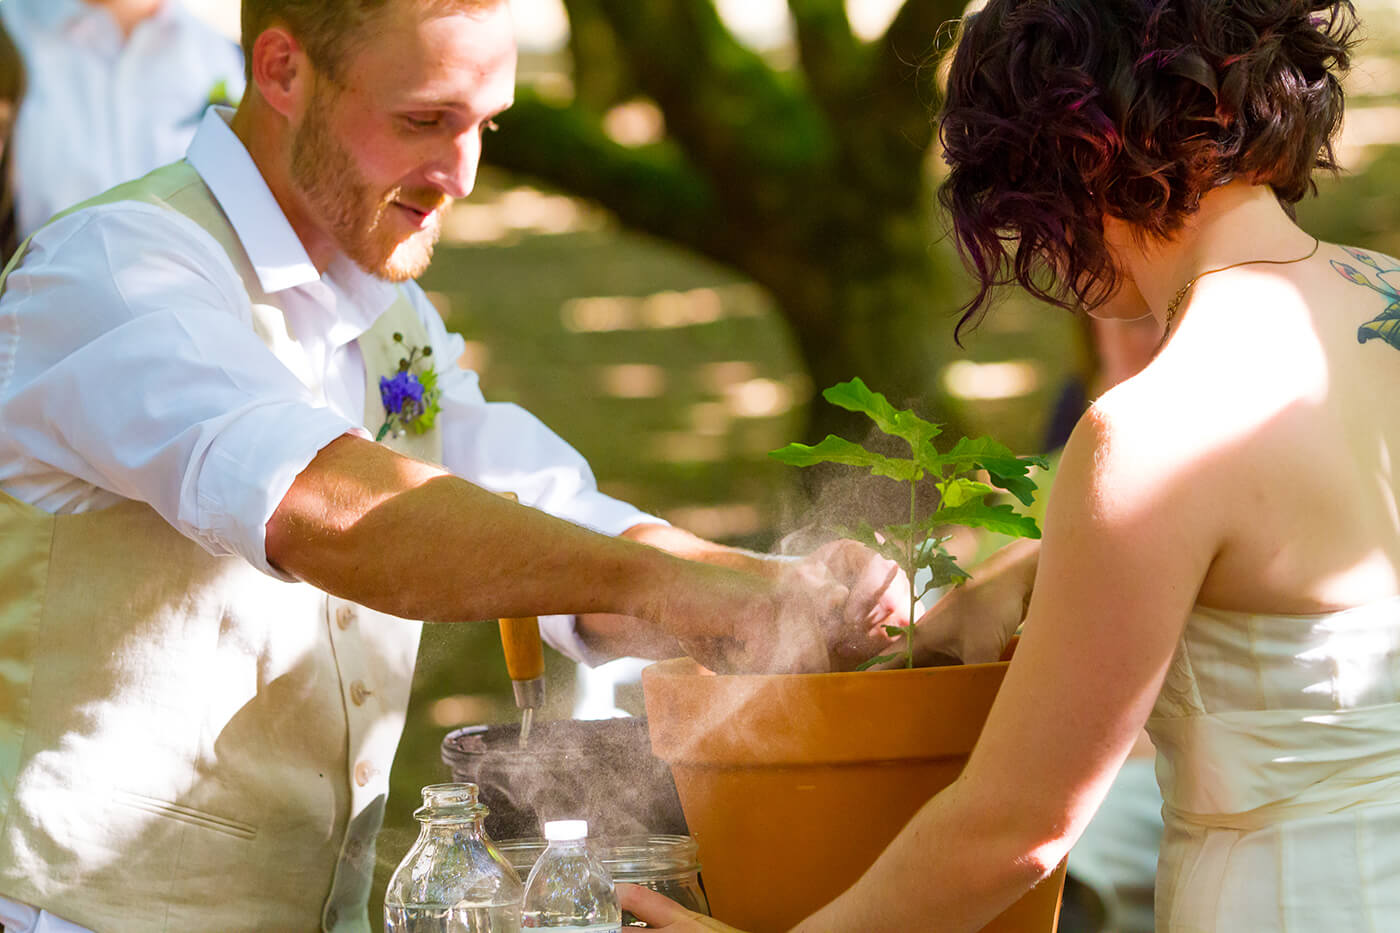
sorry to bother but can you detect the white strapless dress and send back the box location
[1146,596,1400,931]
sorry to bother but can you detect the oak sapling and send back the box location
[771,378,1048,669]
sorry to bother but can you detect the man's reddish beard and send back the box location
[290,84,450,282]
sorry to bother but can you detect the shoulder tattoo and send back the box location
[1333,247,1400,350]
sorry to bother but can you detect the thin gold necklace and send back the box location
[1157,236,1321,350]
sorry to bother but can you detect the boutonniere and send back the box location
[376,332,442,441]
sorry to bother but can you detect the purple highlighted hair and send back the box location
[938,0,1357,337]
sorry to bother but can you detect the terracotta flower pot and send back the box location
[641,656,1066,932]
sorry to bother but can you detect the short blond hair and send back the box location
[241,0,500,83]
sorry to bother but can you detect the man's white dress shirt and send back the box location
[0,104,660,933]
[0,0,246,239]
[0,103,654,644]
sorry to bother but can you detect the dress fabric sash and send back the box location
[1147,598,1400,932]
[1149,703,1400,832]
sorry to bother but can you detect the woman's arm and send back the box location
[791,398,1219,932]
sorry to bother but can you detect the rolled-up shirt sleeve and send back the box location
[0,205,359,579]
[412,291,664,664]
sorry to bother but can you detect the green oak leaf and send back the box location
[771,436,921,482]
[905,536,970,589]
[933,500,1042,539]
[934,436,1047,506]
[823,378,941,453]
[834,521,906,564]
[882,520,932,545]
[834,520,881,548]
[922,549,972,589]
[939,477,995,508]
[908,534,952,567]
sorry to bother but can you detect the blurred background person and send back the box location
[0,0,244,253]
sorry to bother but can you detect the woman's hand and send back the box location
[617,884,750,932]
[896,537,1040,667]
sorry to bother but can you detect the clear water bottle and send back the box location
[384,783,524,933]
[521,820,621,932]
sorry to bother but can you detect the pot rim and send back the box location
[641,656,1012,765]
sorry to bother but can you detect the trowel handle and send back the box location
[493,490,546,686]
[499,615,545,682]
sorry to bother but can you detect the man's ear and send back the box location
[250,26,312,119]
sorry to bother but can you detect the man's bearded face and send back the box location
[290,81,450,282]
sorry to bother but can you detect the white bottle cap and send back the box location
[543,819,589,842]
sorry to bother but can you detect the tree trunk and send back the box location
[483,0,975,450]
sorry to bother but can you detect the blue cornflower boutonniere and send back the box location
[376,332,442,441]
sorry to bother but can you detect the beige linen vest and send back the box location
[0,162,442,932]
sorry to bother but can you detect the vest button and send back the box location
[350,680,372,706]
[346,837,364,861]
[354,760,375,787]
[335,606,355,630]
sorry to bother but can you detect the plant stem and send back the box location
[906,473,917,669]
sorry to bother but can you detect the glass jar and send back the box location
[498,834,708,928]
[384,783,524,933]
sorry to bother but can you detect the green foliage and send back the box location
[412,368,442,434]
[771,378,1048,669]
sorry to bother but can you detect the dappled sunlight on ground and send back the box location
[603,100,666,147]
[722,376,796,418]
[429,693,513,729]
[699,360,760,389]
[1336,106,1400,170]
[455,340,491,375]
[942,359,1043,402]
[661,502,766,540]
[688,401,732,437]
[561,285,764,333]
[598,363,668,399]
[442,186,609,244]
[649,432,728,465]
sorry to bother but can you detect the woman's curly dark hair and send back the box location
[938,0,1358,336]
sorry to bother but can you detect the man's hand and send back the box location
[618,884,748,932]
[895,537,1039,666]
[673,539,908,674]
[793,538,910,668]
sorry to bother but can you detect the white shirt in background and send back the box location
[0,0,246,239]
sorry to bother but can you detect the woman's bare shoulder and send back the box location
[1052,365,1239,547]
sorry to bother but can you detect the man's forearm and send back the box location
[573,524,792,660]
[618,523,793,579]
[265,435,757,632]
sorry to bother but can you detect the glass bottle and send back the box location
[384,783,524,933]
[521,820,622,931]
